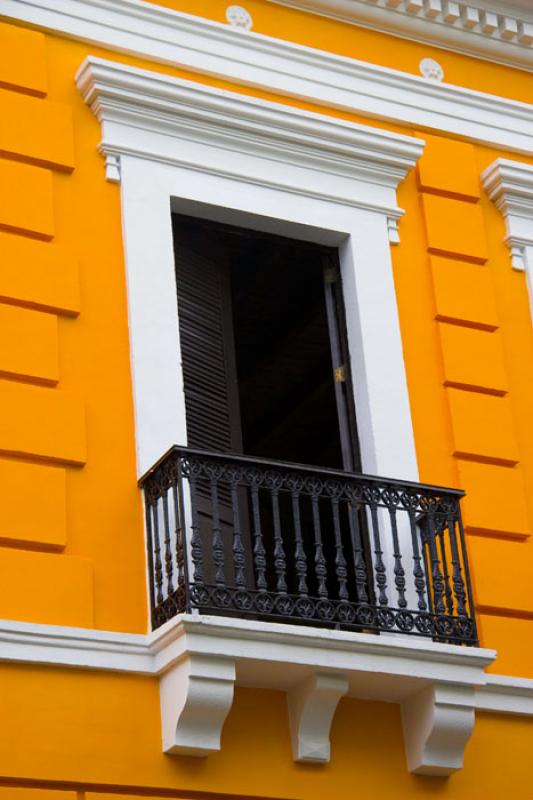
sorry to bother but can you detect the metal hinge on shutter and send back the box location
[334,364,346,383]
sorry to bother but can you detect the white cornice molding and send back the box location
[482,158,533,321]
[76,56,424,220]
[4,0,533,154]
[1,613,527,775]
[266,0,533,72]
[476,673,533,714]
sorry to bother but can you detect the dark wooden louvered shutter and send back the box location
[173,217,243,454]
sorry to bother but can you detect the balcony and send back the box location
[141,446,478,646]
[139,448,495,774]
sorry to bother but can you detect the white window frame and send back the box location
[78,56,423,488]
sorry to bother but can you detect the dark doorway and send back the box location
[172,213,370,608]
[172,213,361,472]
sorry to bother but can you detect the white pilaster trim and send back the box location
[265,0,533,71]
[482,158,533,321]
[401,683,476,775]
[160,653,236,756]
[4,0,533,153]
[287,672,349,762]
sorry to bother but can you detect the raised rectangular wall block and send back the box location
[0,159,54,239]
[0,458,66,548]
[446,388,519,465]
[468,537,533,616]
[430,256,498,330]
[0,546,93,626]
[0,790,78,800]
[0,90,75,171]
[0,303,59,384]
[438,324,507,395]
[457,460,530,539]
[422,195,488,263]
[0,380,86,465]
[0,233,80,316]
[417,133,479,201]
[0,21,47,96]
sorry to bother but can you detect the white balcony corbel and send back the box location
[287,672,349,762]
[401,683,476,775]
[159,653,236,756]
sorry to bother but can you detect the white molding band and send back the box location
[3,0,533,154]
[482,158,533,322]
[2,614,531,773]
[266,0,533,71]
[476,673,533,715]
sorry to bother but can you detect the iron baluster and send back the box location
[447,508,467,617]
[229,468,246,589]
[172,481,185,599]
[308,480,328,597]
[367,491,388,607]
[457,510,477,643]
[161,490,174,596]
[426,507,446,616]
[207,464,225,586]
[346,488,368,603]
[188,469,204,586]
[406,506,427,611]
[327,481,348,601]
[289,475,308,596]
[144,492,158,627]
[151,501,164,608]
[437,521,454,616]
[250,478,267,591]
[384,489,407,609]
[268,472,288,594]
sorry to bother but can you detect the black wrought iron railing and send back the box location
[140,447,478,645]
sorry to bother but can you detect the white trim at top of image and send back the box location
[3,0,533,154]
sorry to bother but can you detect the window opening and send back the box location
[172,213,361,471]
[172,213,370,610]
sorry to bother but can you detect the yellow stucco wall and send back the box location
[0,666,531,799]
[1,1,533,796]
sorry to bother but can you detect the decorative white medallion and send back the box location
[225,5,253,30]
[419,57,444,81]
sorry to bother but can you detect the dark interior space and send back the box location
[173,212,355,470]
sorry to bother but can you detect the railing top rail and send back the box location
[139,445,465,498]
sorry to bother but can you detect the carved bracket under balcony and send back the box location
[154,615,495,774]
[401,683,476,775]
[287,672,349,763]
[159,653,235,756]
